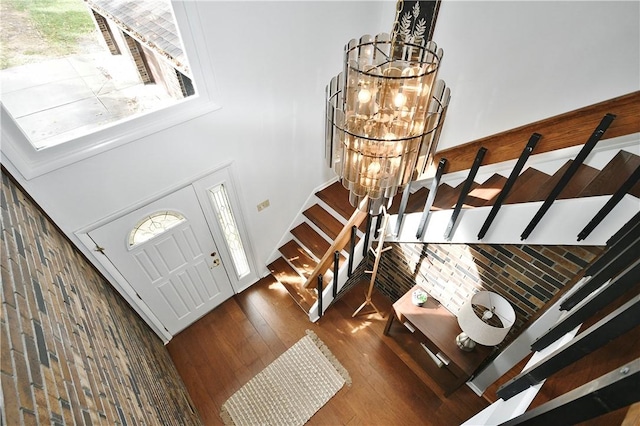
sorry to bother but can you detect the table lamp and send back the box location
[456,291,515,351]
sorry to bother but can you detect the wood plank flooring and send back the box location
[167,278,489,425]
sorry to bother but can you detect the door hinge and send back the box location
[94,245,106,254]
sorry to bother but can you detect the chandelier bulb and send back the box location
[394,92,406,108]
[358,89,372,103]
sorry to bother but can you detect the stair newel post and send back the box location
[521,113,616,240]
[348,225,357,277]
[477,133,541,240]
[394,181,413,237]
[333,251,339,298]
[317,275,323,318]
[444,147,487,241]
[416,158,447,239]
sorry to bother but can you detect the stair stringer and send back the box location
[389,194,638,246]
[429,132,639,189]
[265,177,339,266]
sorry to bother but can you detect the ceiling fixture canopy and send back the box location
[326,2,450,214]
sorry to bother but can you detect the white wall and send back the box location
[433,1,640,150]
[1,1,638,330]
[1,1,394,276]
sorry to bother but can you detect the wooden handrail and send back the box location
[432,91,640,175]
[303,200,369,289]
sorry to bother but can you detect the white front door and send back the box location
[89,185,234,335]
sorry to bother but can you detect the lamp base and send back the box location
[456,332,476,352]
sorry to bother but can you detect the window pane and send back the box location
[0,0,195,149]
[129,211,185,247]
[209,185,250,279]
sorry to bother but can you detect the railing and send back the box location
[302,202,368,290]
[310,221,371,322]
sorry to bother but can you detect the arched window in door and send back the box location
[128,211,186,247]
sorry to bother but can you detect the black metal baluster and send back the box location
[394,182,413,236]
[348,225,357,277]
[373,214,382,239]
[416,158,447,239]
[521,114,616,240]
[444,147,487,240]
[362,213,372,257]
[577,164,640,241]
[332,251,339,298]
[478,134,541,239]
[317,275,323,318]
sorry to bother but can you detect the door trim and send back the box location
[75,161,255,341]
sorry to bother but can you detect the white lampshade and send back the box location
[457,291,515,346]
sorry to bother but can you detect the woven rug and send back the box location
[220,330,351,426]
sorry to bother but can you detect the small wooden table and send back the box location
[384,285,493,396]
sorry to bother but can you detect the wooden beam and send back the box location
[433,91,640,174]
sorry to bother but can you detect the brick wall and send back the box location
[91,11,120,55]
[373,242,603,340]
[1,171,201,425]
[123,33,154,84]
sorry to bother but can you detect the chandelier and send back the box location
[326,31,450,213]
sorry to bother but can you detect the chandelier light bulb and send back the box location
[358,88,372,103]
[394,92,406,108]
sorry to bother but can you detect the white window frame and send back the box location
[0,1,219,180]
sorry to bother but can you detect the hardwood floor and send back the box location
[167,278,489,425]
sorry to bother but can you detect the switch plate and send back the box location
[257,199,270,211]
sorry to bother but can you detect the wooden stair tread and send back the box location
[316,181,368,232]
[291,222,330,259]
[315,181,354,221]
[557,163,600,199]
[430,183,457,210]
[279,240,318,278]
[503,168,551,204]
[579,150,640,197]
[267,257,315,312]
[406,187,430,213]
[458,181,481,208]
[473,174,508,206]
[388,187,431,215]
[528,160,574,202]
[303,204,344,240]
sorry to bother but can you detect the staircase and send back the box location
[267,143,640,320]
[390,147,640,245]
[267,181,370,318]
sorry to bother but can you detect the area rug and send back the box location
[220,330,351,426]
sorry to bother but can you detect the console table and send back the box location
[384,285,493,396]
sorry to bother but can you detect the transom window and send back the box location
[128,211,185,247]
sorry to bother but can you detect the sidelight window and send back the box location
[208,184,250,279]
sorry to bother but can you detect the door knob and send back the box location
[211,258,221,268]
